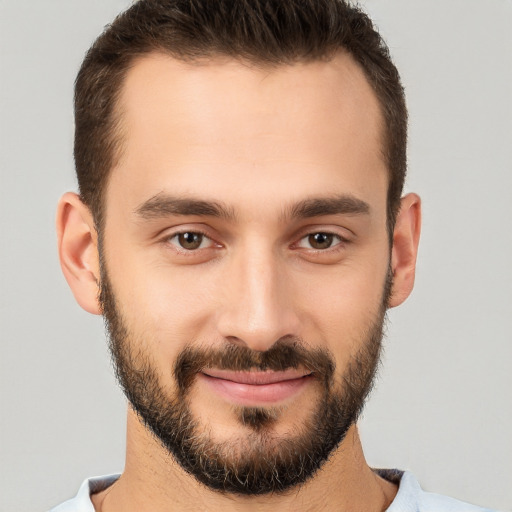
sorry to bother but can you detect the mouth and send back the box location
[199,369,314,405]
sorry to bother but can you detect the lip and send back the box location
[199,369,313,405]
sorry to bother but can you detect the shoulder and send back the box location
[385,471,499,512]
[48,474,120,512]
[420,491,497,512]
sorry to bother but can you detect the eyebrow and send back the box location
[134,193,236,220]
[284,195,370,221]
[134,192,369,223]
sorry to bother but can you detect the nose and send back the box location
[216,243,300,352]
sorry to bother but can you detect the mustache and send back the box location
[174,337,336,392]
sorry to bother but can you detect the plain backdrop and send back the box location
[0,1,511,511]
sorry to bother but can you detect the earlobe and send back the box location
[388,193,422,308]
[56,192,102,315]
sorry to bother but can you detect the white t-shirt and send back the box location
[49,470,498,512]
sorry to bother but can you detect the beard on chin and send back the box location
[99,264,390,496]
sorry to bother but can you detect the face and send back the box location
[100,52,392,494]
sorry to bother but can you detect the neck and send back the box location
[92,409,397,512]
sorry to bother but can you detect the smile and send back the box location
[199,369,314,405]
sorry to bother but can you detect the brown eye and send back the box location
[307,233,334,249]
[177,232,204,250]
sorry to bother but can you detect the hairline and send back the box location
[92,49,394,239]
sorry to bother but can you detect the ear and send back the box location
[388,193,421,308]
[56,192,101,315]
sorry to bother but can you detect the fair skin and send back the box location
[57,52,421,511]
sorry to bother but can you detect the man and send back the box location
[50,0,496,511]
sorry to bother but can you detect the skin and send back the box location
[57,52,421,511]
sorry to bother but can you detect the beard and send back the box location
[99,264,391,496]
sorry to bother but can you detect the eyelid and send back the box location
[295,232,345,250]
[169,232,213,250]
[291,225,353,247]
[161,226,222,253]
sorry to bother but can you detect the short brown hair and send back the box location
[75,0,407,234]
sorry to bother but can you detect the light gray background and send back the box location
[1,1,511,511]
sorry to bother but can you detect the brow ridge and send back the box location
[284,195,370,221]
[134,193,236,220]
[134,193,369,223]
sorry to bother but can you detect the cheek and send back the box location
[107,253,222,367]
[293,256,388,362]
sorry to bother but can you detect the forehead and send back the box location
[107,52,386,218]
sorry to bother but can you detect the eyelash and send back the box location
[163,229,349,254]
[294,232,347,251]
[165,229,218,253]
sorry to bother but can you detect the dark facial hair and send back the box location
[100,264,391,496]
